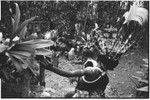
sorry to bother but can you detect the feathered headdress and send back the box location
[123,5,148,26]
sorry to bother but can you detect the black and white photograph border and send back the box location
[0,0,149,98]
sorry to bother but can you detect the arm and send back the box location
[40,62,87,77]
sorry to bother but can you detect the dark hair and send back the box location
[84,61,93,68]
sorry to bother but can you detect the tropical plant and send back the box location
[0,3,54,97]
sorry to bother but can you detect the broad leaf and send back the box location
[19,26,27,41]
[21,39,54,49]
[9,55,24,72]
[13,3,21,32]
[11,17,15,28]
[8,51,33,58]
[13,16,37,39]
[35,48,53,56]
[9,53,28,63]
[25,59,40,76]
[8,53,38,73]
[9,43,35,54]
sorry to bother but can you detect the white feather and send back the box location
[124,5,148,26]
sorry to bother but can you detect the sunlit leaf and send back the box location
[35,48,53,56]
[11,17,15,27]
[21,39,54,49]
[0,44,8,53]
[19,26,27,40]
[13,3,21,32]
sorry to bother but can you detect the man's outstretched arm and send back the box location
[40,62,86,77]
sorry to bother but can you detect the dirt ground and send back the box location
[44,47,148,98]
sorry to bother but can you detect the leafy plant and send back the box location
[0,3,54,81]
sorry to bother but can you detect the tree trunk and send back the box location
[21,70,32,97]
[39,67,45,87]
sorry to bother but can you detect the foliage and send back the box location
[0,3,54,83]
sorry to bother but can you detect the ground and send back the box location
[43,47,148,98]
